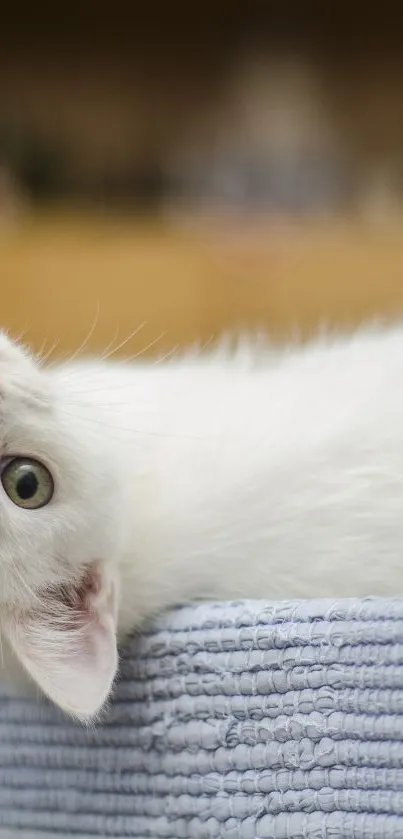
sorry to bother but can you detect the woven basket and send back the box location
[0,598,402,838]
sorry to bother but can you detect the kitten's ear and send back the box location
[2,566,118,721]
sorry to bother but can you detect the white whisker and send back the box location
[13,324,31,345]
[13,565,42,605]
[122,331,167,362]
[99,327,122,360]
[65,301,100,363]
[39,339,60,366]
[101,322,147,361]
[154,345,180,365]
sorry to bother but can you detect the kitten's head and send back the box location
[0,333,119,720]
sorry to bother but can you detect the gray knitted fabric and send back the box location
[0,598,403,838]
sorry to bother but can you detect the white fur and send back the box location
[0,324,403,716]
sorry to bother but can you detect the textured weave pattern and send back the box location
[0,599,403,838]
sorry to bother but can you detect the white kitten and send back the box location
[0,325,402,719]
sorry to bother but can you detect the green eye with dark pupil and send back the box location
[17,470,39,500]
[1,458,54,509]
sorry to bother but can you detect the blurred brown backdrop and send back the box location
[2,3,403,359]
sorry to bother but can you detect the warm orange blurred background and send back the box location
[2,4,403,360]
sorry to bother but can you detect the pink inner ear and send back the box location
[2,565,118,720]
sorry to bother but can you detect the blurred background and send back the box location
[2,3,403,359]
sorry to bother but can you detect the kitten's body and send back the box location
[52,326,403,624]
[0,325,402,716]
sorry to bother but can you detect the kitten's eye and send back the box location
[1,458,54,509]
